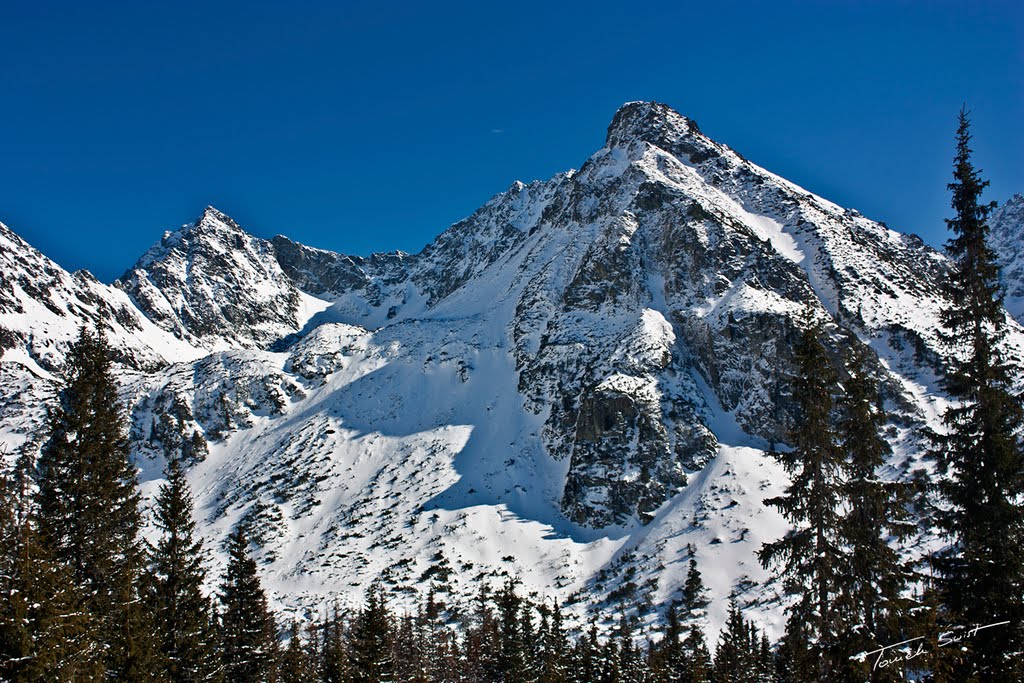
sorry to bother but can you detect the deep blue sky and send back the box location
[1,1,1020,282]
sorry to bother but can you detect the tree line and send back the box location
[1,111,1021,681]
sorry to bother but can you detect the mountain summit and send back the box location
[2,102,1023,638]
[116,206,328,349]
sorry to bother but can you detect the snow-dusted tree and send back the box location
[681,549,710,621]
[147,455,220,681]
[349,582,395,683]
[0,452,103,681]
[219,526,275,682]
[759,312,846,679]
[36,325,158,680]
[929,108,1024,679]
[835,346,912,682]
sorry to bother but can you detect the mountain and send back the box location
[0,218,204,463]
[991,192,1024,322]
[116,206,332,349]
[2,101,1023,639]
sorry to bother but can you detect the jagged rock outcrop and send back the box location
[0,220,196,374]
[116,207,324,349]
[991,193,1024,323]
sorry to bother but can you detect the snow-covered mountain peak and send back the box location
[116,207,330,349]
[0,219,199,378]
[605,101,699,151]
[133,205,248,268]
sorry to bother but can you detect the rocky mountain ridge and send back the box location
[2,101,1023,638]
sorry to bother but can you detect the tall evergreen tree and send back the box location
[319,603,352,683]
[148,455,220,681]
[219,526,275,682]
[0,452,104,681]
[494,579,535,683]
[682,622,712,683]
[349,582,394,683]
[538,601,569,683]
[928,108,1024,679]
[774,616,814,683]
[759,312,846,679]
[713,600,757,683]
[462,581,499,683]
[392,612,428,683]
[835,346,911,682]
[652,604,685,682]
[611,616,644,683]
[278,620,315,683]
[35,325,158,680]
[569,624,601,683]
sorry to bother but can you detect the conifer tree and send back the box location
[0,452,104,681]
[538,601,569,683]
[774,617,815,683]
[680,548,709,621]
[569,624,600,683]
[495,579,535,683]
[682,622,713,683]
[349,582,394,683]
[756,633,775,683]
[319,603,352,683]
[599,635,620,683]
[652,604,685,682]
[219,526,275,682]
[759,312,846,679]
[928,107,1024,679]
[35,325,158,680]
[462,581,499,683]
[278,620,315,683]
[148,455,220,682]
[835,346,911,682]
[714,600,756,683]
[612,615,643,683]
[392,612,428,683]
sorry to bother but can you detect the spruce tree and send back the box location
[713,600,756,683]
[319,603,352,683]
[569,624,600,683]
[612,615,643,683]
[758,312,846,680]
[929,108,1024,679]
[35,325,158,680]
[774,616,815,683]
[538,601,569,683]
[349,582,394,683]
[278,620,315,683]
[0,452,104,681]
[391,613,428,683]
[653,604,685,682]
[682,622,713,683]
[835,346,911,682]
[148,455,220,681]
[219,526,275,682]
[495,579,534,683]
[680,548,709,621]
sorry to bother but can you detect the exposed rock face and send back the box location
[0,220,196,374]
[116,207,315,349]
[2,101,1023,638]
[991,193,1024,323]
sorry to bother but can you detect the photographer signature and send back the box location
[853,621,1011,671]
